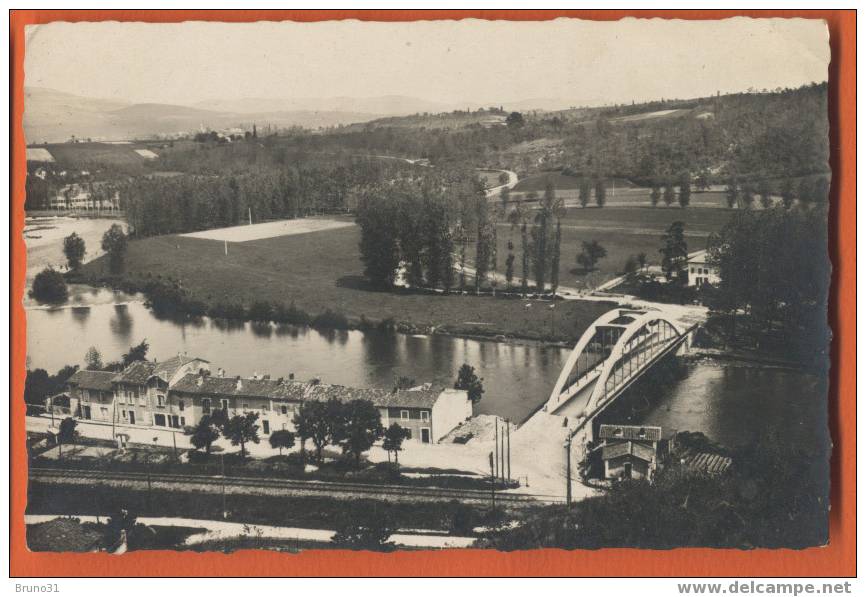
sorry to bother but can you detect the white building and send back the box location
[686,250,720,288]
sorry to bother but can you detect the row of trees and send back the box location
[706,207,829,365]
[188,398,411,468]
[122,158,407,238]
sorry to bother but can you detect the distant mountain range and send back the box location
[24,87,578,143]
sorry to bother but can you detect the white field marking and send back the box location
[134,149,158,159]
[180,218,355,242]
[26,147,55,162]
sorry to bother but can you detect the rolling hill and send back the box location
[23,88,381,143]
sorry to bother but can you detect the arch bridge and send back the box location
[542,308,696,439]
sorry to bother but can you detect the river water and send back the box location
[25,288,830,454]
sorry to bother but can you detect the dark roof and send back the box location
[171,374,309,401]
[113,355,207,386]
[602,440,656,463]
[67,370,115,392]
[171,374,444,409]
[376,389,442,409]
[113,360,155,385]
[680,449,733,475]
[599,424,662,442]
[152,355,207,381]
[26,518,103,552]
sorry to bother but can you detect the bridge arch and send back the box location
[545,308,686,419]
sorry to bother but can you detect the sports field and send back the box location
[181,218,355,242]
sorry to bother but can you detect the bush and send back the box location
[311,309,350,330]
[247,301,274,323]
[208,302,246,320]
[30,268,68,304]
[272,301,311,325]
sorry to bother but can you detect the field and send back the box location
[79,217,615,343]
[513,172,641,193]
[489,206,732,291]
[28,141,167,172]
[181,218,355,242]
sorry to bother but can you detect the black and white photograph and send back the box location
[21,16,832,554]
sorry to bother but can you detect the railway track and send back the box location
[29,467,564,505]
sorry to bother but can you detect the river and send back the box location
[23,218,829,450]
[25,289,830,453]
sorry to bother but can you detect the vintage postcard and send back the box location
[11,10,852,578]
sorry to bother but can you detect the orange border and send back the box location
[10,9,855,577]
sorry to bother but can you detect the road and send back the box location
[483,169,519,199]
[25,514,476,549]
[29,466,563,505]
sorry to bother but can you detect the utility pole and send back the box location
[506,419,511,483]
[221,453,227,519]
[224,239,228,256]
[489,451,496,514]
[248,207,252,226]
[565,433,573,506]
[500,419,506,484]
[494,421,499,480]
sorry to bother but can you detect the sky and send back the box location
[24,17,829,107]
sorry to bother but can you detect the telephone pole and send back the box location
[565,433,573,506]
[500,419,506,483]
[494,421,499,480]
[506,419,511,483]
[489,451,496,514]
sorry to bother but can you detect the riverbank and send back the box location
[74,223,616,345]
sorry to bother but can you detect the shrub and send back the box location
[208,302,247,320]
[272,301,311,325]
[247,301,274,323]
[311,309,350,330]
[30,268,68,304]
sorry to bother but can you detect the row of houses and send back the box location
[52,356,472,444]
[47,182,121,211]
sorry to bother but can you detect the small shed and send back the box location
[599,424,663,481]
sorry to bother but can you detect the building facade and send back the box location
[599,424,663,481]
[686,250,720,288]
[57,358,471,445]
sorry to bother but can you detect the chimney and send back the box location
[236,376,243,391]
[196,374,204,387]
[288,373,294,380]
[263,374,270,380]
[253,371,260,380]
[217,368,225,378]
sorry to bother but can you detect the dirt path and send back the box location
[24,514,476,549]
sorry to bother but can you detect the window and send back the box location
[220,399,229,412]
[280,405,288,415]
[81,390,90,403]
[262,420,270,435]
[242,403,249,412]
[100,407,109,417]
[122,410,128,421]
[420,411,429,421]
[180,417,186,427]
[178,400,185,411]
[153,414,166,427]
[690,267,695,274]
[202,398,211,414]
[405,428,412,440]
[400,410,410,420]
[157,394,165,407]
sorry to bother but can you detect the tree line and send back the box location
[706,207,829,366]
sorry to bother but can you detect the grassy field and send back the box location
[31,141,166,170]
[489,206,732,291]
[79,218,614,343]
